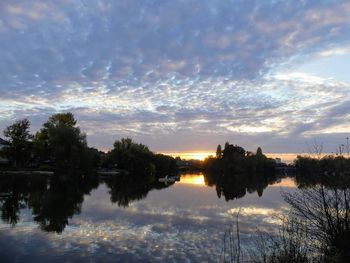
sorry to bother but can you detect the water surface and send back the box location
[0,173,296,262]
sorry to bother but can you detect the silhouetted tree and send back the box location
[216,144,222,159]
[295,155,350,177]
[222,143,246,159]
[256,147,263,158]
[34,113,88,169]
[105,137,176,177]
[2,118,33,168]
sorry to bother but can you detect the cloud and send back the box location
[0,0,350,152]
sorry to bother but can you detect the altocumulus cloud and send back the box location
[0,0,349,152]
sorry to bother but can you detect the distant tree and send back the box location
[108,138,152,172]
[216,144,222,159]
[224,142,230,151]
[222,143,246,159]
[105,138,176,177]
[34,113,87,169]
[33,126,49,162]
[202,142,276,175]
[295,155,350,177]
[202,156,220,172]
[2,118,33,168]
[80,147,103,169]
[256,147,263,157]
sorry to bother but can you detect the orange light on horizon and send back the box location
[161,151,215,160]
[161,151,300,163]
[179,174,206,186]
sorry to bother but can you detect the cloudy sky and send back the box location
[0,0,349,153]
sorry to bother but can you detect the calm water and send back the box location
[0,173,296,262]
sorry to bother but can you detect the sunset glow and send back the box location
[161,152,214,161]
[1,1,349,262]
[162,151,298,163]
[179,174,206,186]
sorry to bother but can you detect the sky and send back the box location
[0,0,349,154]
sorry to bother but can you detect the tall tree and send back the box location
[216,144,222,159]
[34,113,87,168]
[2,118,33,167]
[256,147,263,158]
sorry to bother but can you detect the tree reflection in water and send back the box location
[0,174,47,226]
[0,172,173,233]
[203,171,278,201]
[0,173,99,233]
[102,172,174,207]
[30,173,99,233]
[3,170,348,237]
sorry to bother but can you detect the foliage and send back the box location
[153,153,177,176]
[216,144,222,158]
[296,138,350,178]
[105,138,152,172]
[295,155,350,177]
[79,147,104,170]
[202,142,276,176]
[34,113,88,169]
[2,118,33,168]
[2,113,175,174]
[104,138,176,177]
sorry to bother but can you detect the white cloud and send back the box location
[1,0,350,152]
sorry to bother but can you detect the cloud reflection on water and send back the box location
[0,176,296,262]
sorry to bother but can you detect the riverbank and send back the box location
[0,170,54,175]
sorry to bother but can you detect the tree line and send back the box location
[0,113,176,177]
[202,142,276,175]
[295,155,350,177]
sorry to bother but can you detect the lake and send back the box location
[0,173,297,262]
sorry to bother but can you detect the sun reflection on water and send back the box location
[0,173,298,262]
[179,174,206,186]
